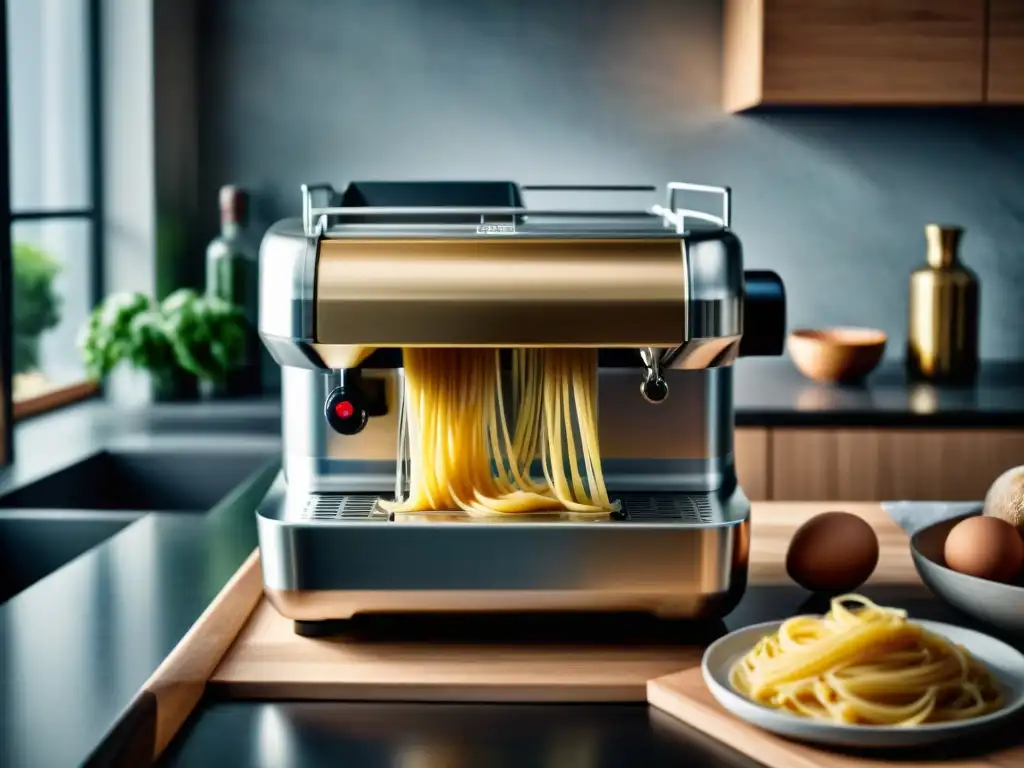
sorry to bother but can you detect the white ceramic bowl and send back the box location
[911,512,1024,636]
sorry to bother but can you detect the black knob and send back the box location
[640,372,669,404]
[325,386,369,435]
[740,270,787,357]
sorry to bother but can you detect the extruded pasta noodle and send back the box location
[381,348,617,518]
[383,348,614,517]
[729,594,1004,726]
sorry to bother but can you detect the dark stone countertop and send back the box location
[0,400,282,768]
[735,359,1024,427]
[159,583,1024,768]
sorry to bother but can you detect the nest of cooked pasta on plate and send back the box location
[699,594,1024,749]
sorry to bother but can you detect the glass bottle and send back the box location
[205,185,261,395]
[906,224,979,384]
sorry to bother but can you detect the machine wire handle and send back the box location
[650,182,731,234]
[299,181,731,238]
[301,183,338,237]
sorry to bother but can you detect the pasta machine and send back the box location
[256,180,786,634]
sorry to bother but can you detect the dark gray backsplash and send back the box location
[197,0,1024,360]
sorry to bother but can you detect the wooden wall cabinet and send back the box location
[988,0,1024,103]
[723,0,993,111]
[770,428,1024,502]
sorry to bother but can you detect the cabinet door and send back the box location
[735,428,769,501]
[771,429,1024,501]
[988,0,1024,102]
[725,0,987,110]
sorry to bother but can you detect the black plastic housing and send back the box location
[739,270,786,358]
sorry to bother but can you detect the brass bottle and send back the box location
[907,224,979,383]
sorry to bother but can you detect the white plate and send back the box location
[702,618,1024,749]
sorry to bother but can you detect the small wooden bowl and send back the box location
[787,327,887,384]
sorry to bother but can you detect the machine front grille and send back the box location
[616,493,713,523]
[303,493,384,520]
[299,492,713,523]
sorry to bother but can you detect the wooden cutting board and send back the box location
[209,503,915,702]
[209,599,706,701]
[648,666,1024,768]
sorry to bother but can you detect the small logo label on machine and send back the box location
[477,223,516,235]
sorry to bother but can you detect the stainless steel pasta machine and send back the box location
[256,180,786,634]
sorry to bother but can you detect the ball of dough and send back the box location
[984,466,1024,533]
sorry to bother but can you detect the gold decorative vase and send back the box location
[907,224,979,384]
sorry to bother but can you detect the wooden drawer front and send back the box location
[771,429,1024,501]
[736,428,769,501]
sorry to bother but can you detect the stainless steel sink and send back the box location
[0,511,142,603]
[0,449,278,513]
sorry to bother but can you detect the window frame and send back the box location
[0,0,11,463]
[5,0,104,422]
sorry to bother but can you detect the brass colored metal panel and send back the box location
[315,238,686,347]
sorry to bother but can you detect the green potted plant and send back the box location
[12,242,62,376]
[160,289,247,386]
[77,289,247,401]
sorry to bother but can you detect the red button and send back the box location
[334,401,355,419]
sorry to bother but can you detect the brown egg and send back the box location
[785,511,880,593]
[944,515,1024,584]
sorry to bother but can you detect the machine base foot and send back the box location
[293,619,351,638]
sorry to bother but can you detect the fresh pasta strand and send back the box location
[729,594,1005,726]
[380,348,617,518]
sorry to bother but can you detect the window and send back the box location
[6,0,101,418]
